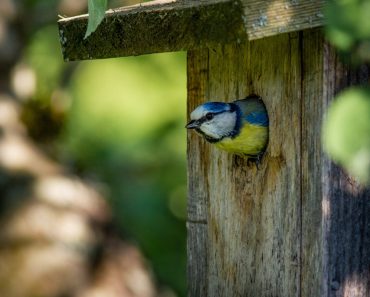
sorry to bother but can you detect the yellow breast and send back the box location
[215,123,268,156]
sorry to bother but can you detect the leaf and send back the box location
[325,0,370,62]
[322,86,370,184]
[84,0,107,39]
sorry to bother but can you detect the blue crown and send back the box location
[202,102,230,113]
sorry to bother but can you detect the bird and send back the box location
[186,95,269,164]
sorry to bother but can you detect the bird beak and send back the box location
[185,120,199,129]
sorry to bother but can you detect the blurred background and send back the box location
[0,0,186,296]
[0,0,369,297]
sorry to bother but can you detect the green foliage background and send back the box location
[25,23,187,295]
[323,0,370,184]
[66,53,187,294]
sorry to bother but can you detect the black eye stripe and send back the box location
[206,113,214,120]
[202,111,224,121]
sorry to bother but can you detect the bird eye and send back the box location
[205,113,214,120]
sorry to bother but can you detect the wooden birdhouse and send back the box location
[58,1,370,296]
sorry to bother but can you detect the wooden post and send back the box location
[58,1,370,296]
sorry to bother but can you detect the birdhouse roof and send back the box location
[58,0,326,61]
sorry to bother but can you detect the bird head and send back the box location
[186,102,240,142]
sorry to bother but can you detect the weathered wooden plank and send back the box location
[187,49,210,225]
[187,48,210,297]
[187,33,302,296]
[243,0,326,40]
[58,0,246,61]
[321,42,370,297]
[58,0,325,61]
[301,29,370,297]
[301,28,325,297]
[187,222,208,296]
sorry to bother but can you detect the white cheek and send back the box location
[199,112,237,139]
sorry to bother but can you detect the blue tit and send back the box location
[186,95,269,161]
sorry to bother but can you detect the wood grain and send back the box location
[58,0,325,61]
[243,0,326,40]
[301,29,324,297]
[187,48,210,297]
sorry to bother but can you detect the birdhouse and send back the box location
[58,1,370,296]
